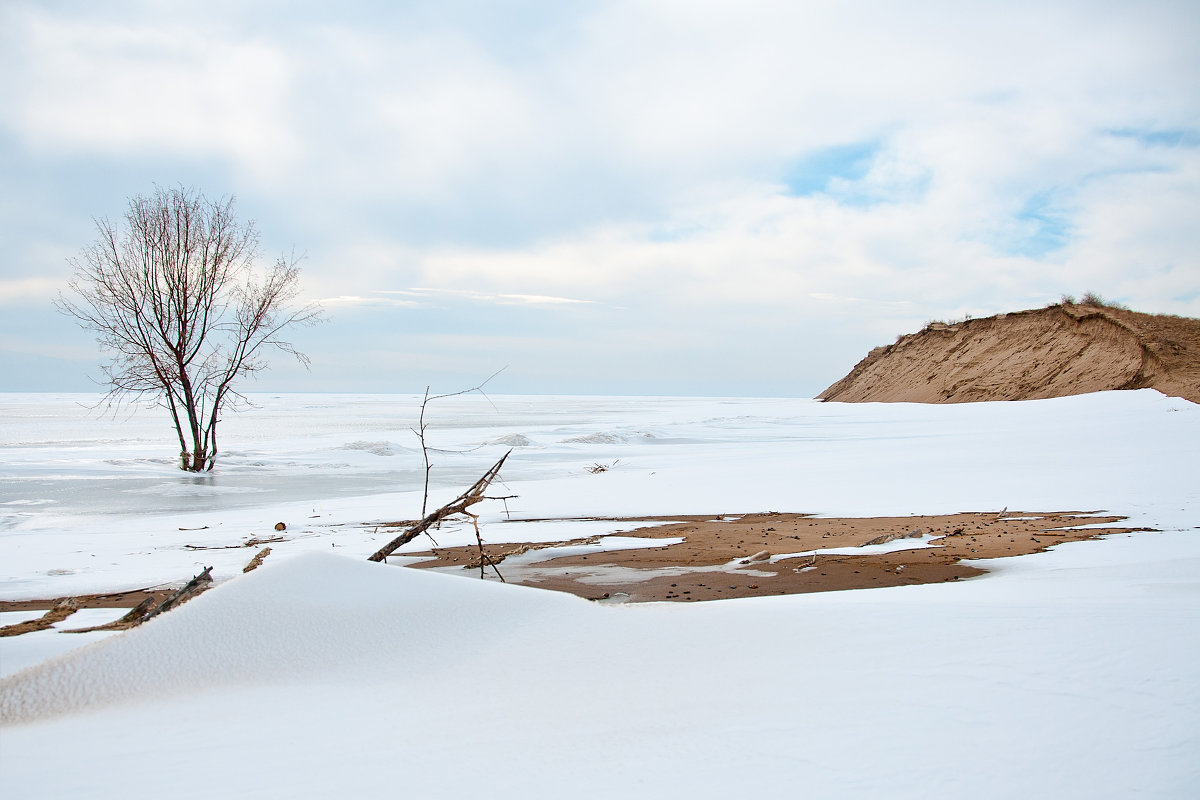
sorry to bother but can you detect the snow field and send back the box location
[1,389,1198,797]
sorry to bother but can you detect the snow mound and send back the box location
[561,430,656,444]
[484,433,535,447]
[340,440,408,456]
[0,552,580,724]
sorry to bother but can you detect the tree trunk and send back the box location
[187,449,209,471]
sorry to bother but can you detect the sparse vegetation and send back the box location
[1057,291,1127,310]
[921,313,974,332]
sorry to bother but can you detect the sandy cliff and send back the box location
[818,303,1200,404]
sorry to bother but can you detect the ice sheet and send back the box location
[3,390,1196,600]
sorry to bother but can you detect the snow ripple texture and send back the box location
[0,553,572,724]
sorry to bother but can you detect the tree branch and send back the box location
[367,451,511,562]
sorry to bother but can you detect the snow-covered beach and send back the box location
[2,390,1198,797]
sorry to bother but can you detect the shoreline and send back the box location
[0,511,1150,613]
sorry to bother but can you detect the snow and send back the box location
[771,533,942,559]
[0,609,130,679]
[1,389,1198,798]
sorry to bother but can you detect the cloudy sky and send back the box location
[2,0,1197,396]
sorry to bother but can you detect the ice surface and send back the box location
[1,390,1198,797]
[3,389,1197,601]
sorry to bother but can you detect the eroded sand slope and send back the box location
[819,303,1200,403]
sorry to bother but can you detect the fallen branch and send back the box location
[368,451,510,563]
[60,598,156,633]
[243,547,272,573]
[0,599,77,637]
[143,566,213,621]
[183,535,286,551]
[62,567,214,634]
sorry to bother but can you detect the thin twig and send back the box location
[466,512,506,582]
[414,368,507,517]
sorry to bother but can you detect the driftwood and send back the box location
[243,547,272,573]
[62,567,213,634]
[0,599,78,637]
[145,566,213,620]
[368,451,510,563]
[60,597,157,633]
[184,535,285,551]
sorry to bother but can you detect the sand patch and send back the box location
[404,511,1148,602]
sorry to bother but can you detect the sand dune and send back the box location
[819,302,1200,404]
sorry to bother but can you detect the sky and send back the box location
[1,0,1198,397]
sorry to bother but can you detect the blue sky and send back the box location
[2,0,1198,396]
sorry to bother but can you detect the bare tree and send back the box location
[56,186,321,471]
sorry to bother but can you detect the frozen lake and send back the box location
[4,389,1197,527]
[2,393,832,522]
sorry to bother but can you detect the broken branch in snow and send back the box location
[244,547,272,573]
[60,597,157,633]
[183,535,286,551]
[368,451,511,563]
[144,566,213,620]
[63,566,214,634]
[0,599,78,637]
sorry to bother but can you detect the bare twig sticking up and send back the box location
[368,451,510,563]
[466,512,506,582]
[413,368,505,517]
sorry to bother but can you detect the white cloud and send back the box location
[404,120,1200,321]
[495,293,595,306]
[395,287,596,306]
[0,277,63,304]
[3,6,300,177]
[315,295,421,308]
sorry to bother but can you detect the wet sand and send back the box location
[402,511,1148,602]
